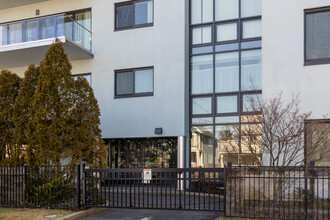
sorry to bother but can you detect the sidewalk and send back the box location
[79,208,222,220]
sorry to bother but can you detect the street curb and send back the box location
[57,208,108,220]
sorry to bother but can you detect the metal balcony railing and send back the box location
[0,13,92,51]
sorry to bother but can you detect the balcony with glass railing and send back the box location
[0,0,51,10]
[0,13,93,69]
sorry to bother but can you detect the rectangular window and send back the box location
[215,52,239,93]
[242,19,262,39]
[115,0,153,30]
[242,94,262,112]
[241,49,262,91]
[305,7,330,65]
[217,95,238,114]
[192,26,212,45]
[191,55,213,94]
[215,0,239,21]
[217,22,237,42]
[305,120,330,166]
[192,97,212,115]
[241,0,261,18]
[115,67,154,97]
[191,0,213,24]
[191,126,214,168]
[215,124,239,168]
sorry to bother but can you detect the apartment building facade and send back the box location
[0,0,328,168]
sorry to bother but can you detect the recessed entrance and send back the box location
[107,138,178,168]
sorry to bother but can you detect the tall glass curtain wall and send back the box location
[190,0,262,168]
[108,138,177,168]
[0,10,91,50]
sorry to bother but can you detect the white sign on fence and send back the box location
[143,169,152,183]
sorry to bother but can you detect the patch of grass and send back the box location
[0,208,74,220]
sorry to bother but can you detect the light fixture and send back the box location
[155,128,163,135]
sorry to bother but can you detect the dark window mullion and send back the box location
[133,69,136,94]
[238,0,242,166]
[132,1,136,27]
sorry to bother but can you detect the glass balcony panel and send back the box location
[56,16,65,37]
[0,13,92,51]
[8,22,23,44]
[42,17,56,39]
[26,20,40,42]
[72,11,91,50]
[0,25,7,46]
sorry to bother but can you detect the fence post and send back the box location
[224,164,227,217]
[226,162,232,217]
[309,161,315,218]
[23,164,27,208]
[77,164,81,210]
[82,162,86,207]
[304,163,309,220]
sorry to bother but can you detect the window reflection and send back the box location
[191,126,214,168]
[109,138,177,168]
[241,49,262,91]
[215,125,239,168]
[190,0,262,167]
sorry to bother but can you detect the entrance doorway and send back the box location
[107,138,177,168]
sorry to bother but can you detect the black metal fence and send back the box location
[84,168,225,211]
[1,163,329,219]
[0,165,81,210]
[226,165,330,220]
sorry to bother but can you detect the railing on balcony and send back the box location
[0,13,92,51]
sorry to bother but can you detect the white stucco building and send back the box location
[0,0,329,168]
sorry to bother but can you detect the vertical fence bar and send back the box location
[24,165,27,208]
[82,163,86,207]
[224,166,227,216]
[77,164,81,210]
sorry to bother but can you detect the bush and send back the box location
[26,171,77,209]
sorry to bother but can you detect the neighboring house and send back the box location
[0,0,328,168]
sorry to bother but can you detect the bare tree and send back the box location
[222,92,329,167]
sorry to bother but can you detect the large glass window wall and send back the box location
[190,0,262,168]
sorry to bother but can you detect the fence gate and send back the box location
[83,168,225,211]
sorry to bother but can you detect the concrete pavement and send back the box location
[79,208,222,220]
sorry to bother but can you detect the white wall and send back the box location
[1,0,188,139]
[262,0,330,119]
